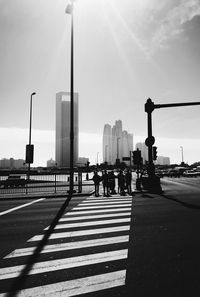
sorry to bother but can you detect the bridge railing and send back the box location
[0,172,93,196]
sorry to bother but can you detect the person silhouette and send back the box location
[117,170,126,196]
[125,169,132,195]
[92,171,101,197]
[108,170,116,194]
[101,170,109,197]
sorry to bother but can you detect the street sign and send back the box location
[145,136,155,147]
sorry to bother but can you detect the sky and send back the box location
[0,0,200,166]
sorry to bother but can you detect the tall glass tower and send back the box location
[55,92,79,167]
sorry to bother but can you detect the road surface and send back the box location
[0,177,200,296]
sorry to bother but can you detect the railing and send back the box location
[0,172,93,196]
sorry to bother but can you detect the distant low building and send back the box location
[156,156,170,166]
[47,158,56,168]
[77,157,89,167]
[0,158,25,169]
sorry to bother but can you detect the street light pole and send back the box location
[66,0,75,195]
[29,92,36,146]
[27,92,36,180]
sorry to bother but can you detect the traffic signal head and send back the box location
[132,150,142,165]
[152,146,157,160]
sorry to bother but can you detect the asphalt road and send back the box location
[0,177,200,296]
[127,177,200,297]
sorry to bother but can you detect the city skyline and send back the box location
[103,120,133,165]
[0,0,200,165]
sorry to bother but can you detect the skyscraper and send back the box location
[103,120,133,165]
[55,92,79,168]
[103,124,112,164]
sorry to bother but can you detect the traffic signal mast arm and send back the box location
[145,98,200,112]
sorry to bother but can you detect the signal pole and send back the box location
[144,98,200,193]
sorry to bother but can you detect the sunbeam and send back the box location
[107,0,162,72]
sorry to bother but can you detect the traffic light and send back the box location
[26,144,34,164]
[132,149,142,165]
[152,146,157,160]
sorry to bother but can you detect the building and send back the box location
[103,124,112,164]
[103,120,133,165]
[77,157,89,167]
[55,92,79,168]
[156,156,170,166]
[47,158,56,168]
[0,158,25,169]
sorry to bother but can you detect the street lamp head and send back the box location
[31,92,36,96]
[65,0,76,14]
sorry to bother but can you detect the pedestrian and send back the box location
[101,170,110,197]
[125,169,132,195]
[108,170,116,194]
[117,170,126,195]
[92,171,101,197]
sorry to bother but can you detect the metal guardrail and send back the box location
[0,172,86,195]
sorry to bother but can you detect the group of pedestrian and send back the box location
[92,169,132,197]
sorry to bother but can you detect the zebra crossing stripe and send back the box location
[0,249,128,280]
[29,226,130,242]
[44,218,131,230]
[0,270,126,297]
[59,212,131,221]
[88,195,132,199]
[73,204,132,210]
[77,201,132,206]
[5,236,129,259]
[82,198,132,203]
[66,207,131,215]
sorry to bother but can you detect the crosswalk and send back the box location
[0,194,133,296]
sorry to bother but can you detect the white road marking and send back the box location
[0,249,128,280]
[29,226,130,242]
[88,195,132,199]
[5,236,129,259]
[73,204,131,210]
[0,270,126,297]
[59,212,131,221]
[78,201,132,206]
[83,198,132,203]
[45,218,131,230]
[0,198,45,216]
[66,207,132,215]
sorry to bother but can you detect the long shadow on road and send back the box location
[139,191,200,210]
[160,193,200,210]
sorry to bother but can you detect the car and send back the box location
[166,169,181,178]
[155,170,164,178]
[183,170,199,178]
[1,175,26,188]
